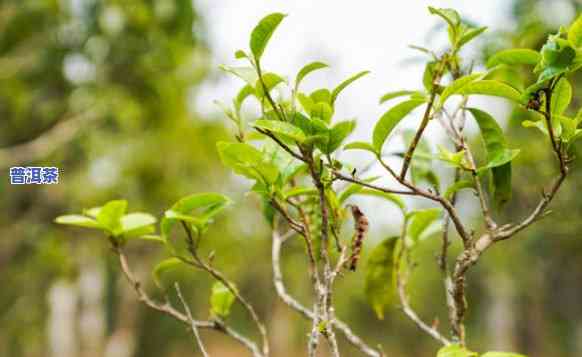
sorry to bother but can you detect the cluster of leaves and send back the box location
[213,7,582,356]
[55,193,236,319]
[488,17,582,147]
[55,5,582,357]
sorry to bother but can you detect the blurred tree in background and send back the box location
[474,0,582,355]
[2,1,582,357]
[0,1,270,356]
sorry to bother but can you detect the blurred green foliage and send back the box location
[3,1,582,357]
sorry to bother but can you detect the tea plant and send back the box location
[56,7,582,357]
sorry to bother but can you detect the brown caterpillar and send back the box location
[347,204,369,271]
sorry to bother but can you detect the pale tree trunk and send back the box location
[485,273,516,350]
[48,279,78,357]
[79,260,106,357]
[269,302,295,357]
[104,261,140,357]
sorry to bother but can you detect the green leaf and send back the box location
[355,189,407,214]
[120,213,157,237]
[97,200,127,236]
[161,193,232,240]
[522,116,562,137]
[487,49,541,68]
[444,180,475,200]
[252,119,306,142]
[436,145,466,168]
[171,193,232,217]
[234,49,249,60]
[478,149,520,170]
[538,66,568,83]
[326,120,356,153]
[55,215,103,229]
[127,234,166,245]
[560,115,579,143]
[297,93,314,113]
[153,257,183,288]
[551,77,572,116]
[538,40,575,83]
[365,237,398,319]
[339,180,406,213]
[423,61,437,91]
[481,352,527,357]
[310,88,332,104]
[344,141,377,154]
[458,80,522,103]
[295,61,329,89]
[568,14,582,48]
[331,71,370,105]
[283,187,318,200]
[219,65,258,86]
[436,344,478,357]
[310,102,334,123]
[428,7,460,30]
[457,26,487,48]
[438,73,483,108]
[250,13,286,62]
[235,85,256,112]
[217,141,280,183]
[255,72,286,98]
[210,282,236,317]
[373,99,426,152]
[468,108,515,207]
[84,207,101,218]
[407,208,441,243]
[337,177,379,203]
[379,90,420,104]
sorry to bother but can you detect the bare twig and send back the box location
[400,57,447,179]
[446,84,571,341]
[175,283,210,357]
[114,247,263,357]
[334,160,471,245]
[180,224,270,357]
[395,219,451,345]
[271,229,382,357]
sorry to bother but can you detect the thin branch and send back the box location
[256,128,304,161]
[333,171,414,196]
[271,229,382,357]
[114,248,263,357]
[180,224,270,357]
[400,57,447,179]
[335,159,471,244]
[395,220,451,345]
[496,168,567,240]
[175,283,210,357]
[379,157,472,245]
[462,140,496,230]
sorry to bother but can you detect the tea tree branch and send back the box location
[180,223,270,356]
[400,57,447,179]
[114,247,263,357]
[56,8,582,357]
[396,219,451,345]
[272,229,382,357]
[175,283,210,357]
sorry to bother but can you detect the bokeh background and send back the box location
[2,0,582,356]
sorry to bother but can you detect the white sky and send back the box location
[193,1,519,232]
[195,0,514,127]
